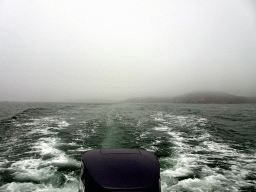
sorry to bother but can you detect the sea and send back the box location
[0,102,255,192]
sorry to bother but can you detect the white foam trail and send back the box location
[57,121,69,128]
[10,158,55,183]
[68,147,92,152]
[3,134,81,192]
[138,131,150,139]
[60,142,79,146]
[152,112,256,191]
[50,154,80,169]
[31,137,61,156]
[28,127,55,136]
[30,137,80,167]
[166,175,230,192]
[145,145,159,152]
[154,126,170,131]
[0,182,78,192]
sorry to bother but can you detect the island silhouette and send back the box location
[124,91,256,104]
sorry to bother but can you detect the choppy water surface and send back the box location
[0,102,255,191]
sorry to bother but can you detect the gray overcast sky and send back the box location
[1,0,256,102]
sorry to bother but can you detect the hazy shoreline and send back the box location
[124,92,256,104]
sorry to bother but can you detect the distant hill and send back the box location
[124,92,256,104]
[123,97,174,103]
[171,92,251,104]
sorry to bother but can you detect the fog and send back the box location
[1,0,256,102]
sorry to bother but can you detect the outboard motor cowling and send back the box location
[79,149,161,192]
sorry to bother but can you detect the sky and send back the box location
[1,0,256,102]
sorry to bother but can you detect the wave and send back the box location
[151,112,256,191]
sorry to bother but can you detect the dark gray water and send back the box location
[0,102,255,191]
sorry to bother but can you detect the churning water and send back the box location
[0,102,255,191]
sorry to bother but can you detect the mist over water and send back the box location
[1,0,256,102]
[0,102,255,191]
